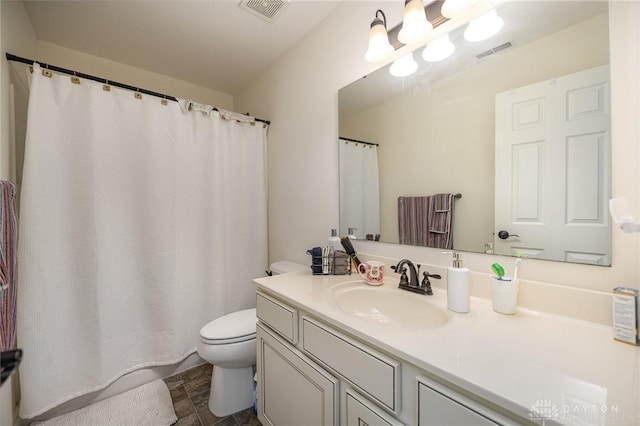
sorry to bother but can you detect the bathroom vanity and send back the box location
[254,270,640,426]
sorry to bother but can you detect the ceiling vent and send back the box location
[238,0,287,23]
[476,41,513,59]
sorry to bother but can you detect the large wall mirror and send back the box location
[339,1,611,266]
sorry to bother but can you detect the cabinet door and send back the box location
[257,323,339,426]
[417,377,503,426]
[346,390,404,426]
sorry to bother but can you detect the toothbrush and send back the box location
[512,258,522,282]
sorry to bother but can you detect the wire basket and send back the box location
[308,249,352,275]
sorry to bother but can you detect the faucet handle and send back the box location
[398,269,409,286]
[391,264,410,285]
[421,271,441,296]
[391,264,407,275]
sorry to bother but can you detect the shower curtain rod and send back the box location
[340,136,379,147]
[5,53,271,125]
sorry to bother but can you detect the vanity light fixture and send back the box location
[365,9,395,63]
[464,9,504,42]
[422,33,455,62]
[389,52,418,77]
[441,0,479,19]
[398,0,433,45]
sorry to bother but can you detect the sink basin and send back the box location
[330,283,449,330]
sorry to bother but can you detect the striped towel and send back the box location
[398,193,455,249]
[0,181,18,351]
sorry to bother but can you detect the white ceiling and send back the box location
[22,0,342,94]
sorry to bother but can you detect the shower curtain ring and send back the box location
[42,63,52,78]
[71,70,80,85]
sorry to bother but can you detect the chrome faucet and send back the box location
[391,259,440,295]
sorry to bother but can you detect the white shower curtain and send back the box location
[339,139,380,239]
[17,64,268,418]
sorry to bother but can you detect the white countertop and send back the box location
[254,271,640,426]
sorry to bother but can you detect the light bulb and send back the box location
[441,0,478,19]
[390,53,418,77]
[464,9,504,42]
[422,34,455,62]
[398,0,433,45]
[365,11,394,63]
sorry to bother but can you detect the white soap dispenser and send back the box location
[347,227,357,240]
[328,229,342,251]
[447,252,470,313]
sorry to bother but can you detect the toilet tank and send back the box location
[270,260,308,275]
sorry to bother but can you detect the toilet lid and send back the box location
[200,308,257,344]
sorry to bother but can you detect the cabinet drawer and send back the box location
[301,316,401,413]
[256,292,298,343]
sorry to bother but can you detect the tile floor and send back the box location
[164,363,261,426]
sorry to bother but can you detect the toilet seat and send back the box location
[200,308,257,345]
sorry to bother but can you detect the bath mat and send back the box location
[35,379,177,426]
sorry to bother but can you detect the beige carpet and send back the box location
[35,380,177,426]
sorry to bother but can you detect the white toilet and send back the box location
[197,260,307,417]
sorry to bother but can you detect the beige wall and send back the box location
[236,2,640,323]
[234,1,401,267]
[340,13,609,253]
[35,41,233,110]
[1,0,37,182]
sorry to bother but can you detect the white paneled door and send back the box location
[494,65,610,264]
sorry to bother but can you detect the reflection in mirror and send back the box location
[339,1,611,265]
[339,137,381,243]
